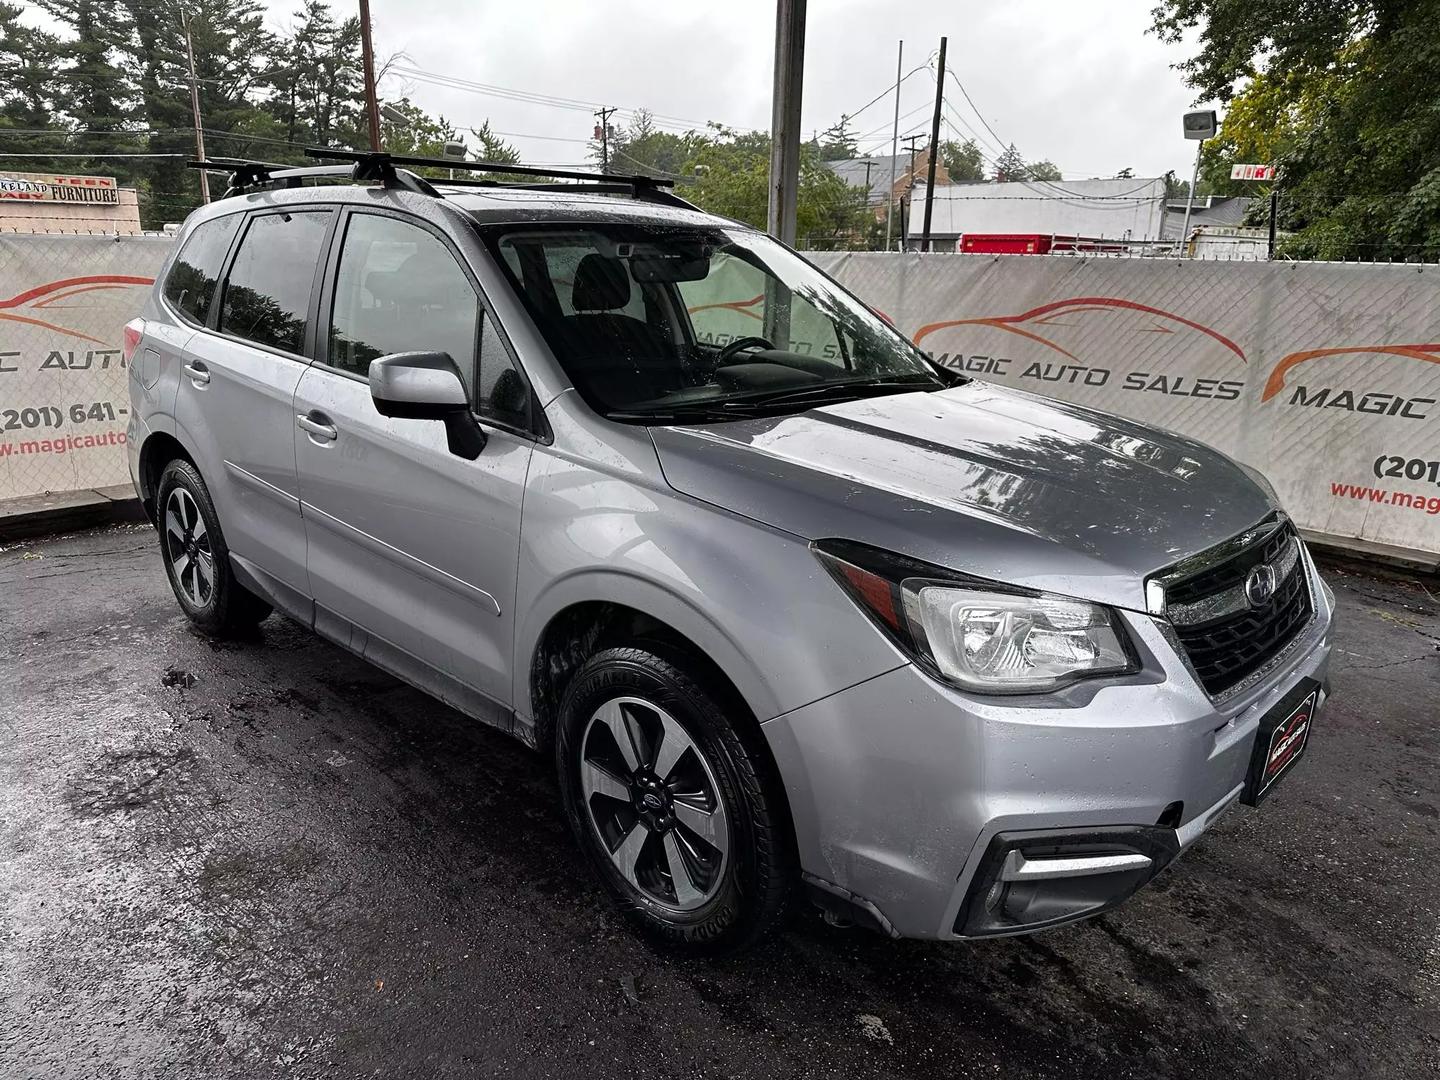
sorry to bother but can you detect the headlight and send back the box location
[911,587,1132,692]
[815,540,1137,694]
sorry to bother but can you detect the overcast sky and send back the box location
[290,0,1214,181]
[18,0,1215,180]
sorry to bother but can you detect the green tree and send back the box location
[285,0,364,149]
[0,3,70,172]
[604,110,707,179]
[992,143,1026,182]
[1152,0,1440,259]
[815,114,858,162]
[940,138,985,182]
[686,127,871,247]
[1024,160,1062,181]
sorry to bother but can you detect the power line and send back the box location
[836,64,930,129]
[390,65,745,134]
[943,67,1009,157]
[0,152,187,158]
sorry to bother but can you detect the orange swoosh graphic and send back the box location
[31,283,134,308]
[1262,344,1440,402]
[913,296,1247,365]
[1,274,152,310]
[0,311,108,344]
[686,293,765,321]
[0,274,153,344]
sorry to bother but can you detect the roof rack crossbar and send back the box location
[187,156,438,198]
[186,150,690,209]
[304,147,675,189]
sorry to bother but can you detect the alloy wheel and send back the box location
[579,695,731,912]
[164,487,215,608]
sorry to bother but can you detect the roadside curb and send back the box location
[0,484,147,543]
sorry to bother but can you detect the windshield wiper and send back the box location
[605,402,772,423]
[729,374,944,410]
[607,375,945,424]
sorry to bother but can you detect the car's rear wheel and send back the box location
[156,459,271,635]
[556,646,792,952]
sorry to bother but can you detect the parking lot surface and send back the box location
[2,524,1438,1079]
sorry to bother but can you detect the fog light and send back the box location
[957,825,1179,937]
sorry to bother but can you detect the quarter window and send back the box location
[218,210,330,355]
[163,214,241,325]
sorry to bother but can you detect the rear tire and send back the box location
[556,645,792,953]
[156,459,271,636]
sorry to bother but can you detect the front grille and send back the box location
[1163,523,1313,697]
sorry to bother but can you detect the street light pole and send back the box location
[885,39,902,251]
[181,9,208,203]
[1180,138,1203,255]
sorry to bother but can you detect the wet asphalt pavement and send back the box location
[2,524,1438,1080]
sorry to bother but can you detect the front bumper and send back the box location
[763,551,1335,940]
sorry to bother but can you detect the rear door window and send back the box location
[163,214,241,325]
[218,210,331,355]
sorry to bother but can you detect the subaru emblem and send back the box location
[1244,564,1277,608]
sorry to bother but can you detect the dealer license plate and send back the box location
[1241,678,1320,807]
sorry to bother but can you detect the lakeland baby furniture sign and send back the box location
[0,172,120,204]
[0,234,171,500]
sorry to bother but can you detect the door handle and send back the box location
[296,412,338,442]
[182,361,210,385]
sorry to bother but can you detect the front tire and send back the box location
[156,459,271,636]
[556,646,792,952]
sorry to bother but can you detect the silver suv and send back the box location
[126,152,1334,951]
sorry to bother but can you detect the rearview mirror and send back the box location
[369,351,486,460]
[630,253,710,283]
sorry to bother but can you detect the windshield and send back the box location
[480,221,947,421]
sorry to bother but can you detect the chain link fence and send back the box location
[811,251,1440,561]
[1,232,1436,561]
[0,231,172,502]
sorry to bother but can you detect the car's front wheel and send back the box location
[556,646,792,952]
[156,458,271,636]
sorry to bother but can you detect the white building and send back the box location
[905,176,1169,250]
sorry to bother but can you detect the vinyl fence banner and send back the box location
[809,252,1440,563]
[0,234,171,501]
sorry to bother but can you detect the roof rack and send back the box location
[188,149,701,212]
[187,154,438,198]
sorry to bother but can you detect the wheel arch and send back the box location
[526,588,799,878]
[137,429,197,523]
[521,572,782,752]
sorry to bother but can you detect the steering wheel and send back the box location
[716,335,776,364]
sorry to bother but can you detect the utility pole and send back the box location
[357,0,382,151]
[901,133,924,250]
[594,106,617,171]
[884,39,903,251]
[181,9,208,203]
[767,0,806,245]
[1267,189,1278,260]
[921,35,947,253]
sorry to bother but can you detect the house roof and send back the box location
[1162,196,1255,237]
[824,154,912,203]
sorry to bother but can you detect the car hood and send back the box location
[648,382,1276,611]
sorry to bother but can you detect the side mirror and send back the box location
[369,351,486,460]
